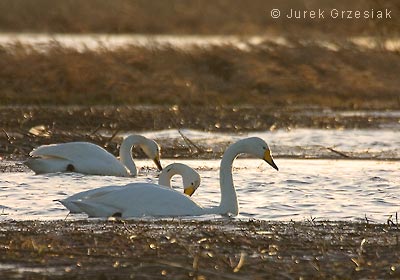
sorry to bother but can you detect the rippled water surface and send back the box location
[0,159,398,222]
[139,128,400,159]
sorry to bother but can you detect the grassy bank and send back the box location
[1,42,399,109]
[0,0,398,36]
[0,219,399,279]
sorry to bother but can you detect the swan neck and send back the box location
[158,169,180,187]
[217,143,240,216]
[119,135,145,176]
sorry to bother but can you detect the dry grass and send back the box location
[0,219,399,279]
[1,41,400,109]
[0,0,399,36]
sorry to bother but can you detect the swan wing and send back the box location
[29,142,129,176]
[76,183,205,218]
[60,185,124,213]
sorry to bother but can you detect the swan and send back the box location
[70,137,278,218]
[24,134,162,176]
[60,162,201,213]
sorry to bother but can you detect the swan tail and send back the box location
[58,199,83,214]
[24,157,72,174]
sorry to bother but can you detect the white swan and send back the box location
[24,134,162,176]
[60,162,201,213]
[70,137,278,218]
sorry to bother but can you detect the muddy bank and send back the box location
[0,219,399,279]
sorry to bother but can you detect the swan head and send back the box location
[161,163,201,196]
[182,172,201,197]
[238,137,279,171]
[140,139,163,171]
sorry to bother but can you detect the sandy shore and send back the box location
[0,219,399,279]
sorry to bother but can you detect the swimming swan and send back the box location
[70,137,278,218]
[24,134,162,176]
[61,162,201,213]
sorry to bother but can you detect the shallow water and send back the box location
[0,159,398,222]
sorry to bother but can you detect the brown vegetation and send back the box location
[0,0,399,36]
[0,219,399,279]
[1,42,399,109]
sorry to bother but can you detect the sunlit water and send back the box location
[136,128,400,159]
[0,159,398,222]
[1,33,400,52]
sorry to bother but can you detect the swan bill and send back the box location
[264,150,279,171]
[153,156,163,171]
[184,186,196,196]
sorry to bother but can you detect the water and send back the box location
[136,128,400,159]
[0,33,285,52]
[1,33,400,52]
[0,159,398,222]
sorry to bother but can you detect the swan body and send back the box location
[72,184,205,217]
[25,135,162,176]
[61,163,201,213]
[70,137,278,218]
